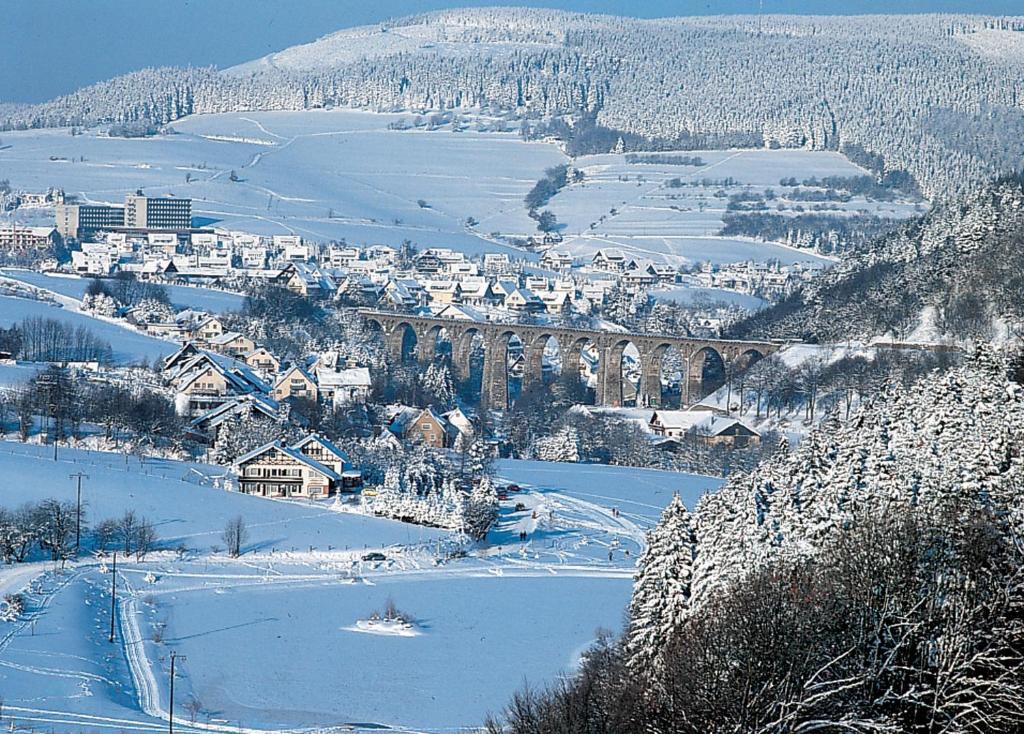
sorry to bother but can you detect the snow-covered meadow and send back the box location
[0,110,918,270]
[2,270,244,314]
[0,294,176,365]
[0,442,722,732]
[535,150,923,267]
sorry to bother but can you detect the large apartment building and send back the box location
[124,191,192,229]
[54,203,125,239]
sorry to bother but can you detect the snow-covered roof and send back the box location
[189,393,280,430]
[650,410,758,437]
[316,366,372,388]
[437,303,486,321]
[209,330,249,345]
[289,433,351,465]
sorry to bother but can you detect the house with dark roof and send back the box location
[233,440,341,498]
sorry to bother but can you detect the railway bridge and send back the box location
[360,310,783,410]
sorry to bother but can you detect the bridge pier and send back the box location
[522,338,547,392]
[481,343,509,410]
[639,349,663,408]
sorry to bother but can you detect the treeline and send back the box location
[0,500,158,568]
[0,366,185,449]
[624,153,705,166]
[778,172,920,200]
[523,164,569,210]
[719,212,907,255]
[5,317,113,364]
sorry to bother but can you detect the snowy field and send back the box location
[2,270,244,314]
[0,443,722,732]
[523,149,924,267]
[652,284,767,310]
[0,294,176,365]
[0,110,918,271]
[0,109,564,258]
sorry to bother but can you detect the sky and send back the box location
[1,0,1020,104]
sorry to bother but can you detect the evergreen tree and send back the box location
[626,493,696,675]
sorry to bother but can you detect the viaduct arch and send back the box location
[361,310,782,410]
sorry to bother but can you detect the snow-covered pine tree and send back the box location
[626,493,696,675]
[534,425,580,462]
[465,474,499,539]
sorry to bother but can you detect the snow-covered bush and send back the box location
[1,593,24,622]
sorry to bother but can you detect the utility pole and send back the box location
[108,551,117,643]
[70,471,88,554]
[51,403,58,462]
[169,651,186,734]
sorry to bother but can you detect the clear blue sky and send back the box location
[1,0,1019,103]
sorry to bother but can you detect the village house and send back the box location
[164,350,270,417]
[289,434,362,488]
[389,407,449,449]
[316,366,372,408]
[208,331,256,358]
[591,248,627,272]
[271,365,319,402]
[540,250,574,272]
[193,316,226,344]
[457,277,495,306]
[233,440,341,498]
[503,287,545,313]
[424,280,462,306]
[648,410,760,448]
[537,290,571,314]
[244,347,280,375]
[436,303,487,321]
[188,393,281,444]
[483,253,512,275]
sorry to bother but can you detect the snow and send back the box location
[653,284,767,310]
[0,295,177,365]
[957,28,1024,62]
[0,443,722,732]
[512,149,922,267]
[0,110,565,258]
[2,270,244,314]
[0,110,916,273]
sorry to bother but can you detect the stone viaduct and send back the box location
[360,310,783,410]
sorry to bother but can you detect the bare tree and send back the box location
[222,516,248,558]
[119,510,138,556]
[134,519,157,561]
[35,499,76,567]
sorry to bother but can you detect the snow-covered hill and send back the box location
[4,9,1024,198]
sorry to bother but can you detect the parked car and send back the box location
[514,502,527,512]
[497,490,510,501]
[362,552,387,562]
[506,484,522,493]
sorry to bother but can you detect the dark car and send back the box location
[506,484,522,493]
[361,552,387,562]
[497,490,510,501]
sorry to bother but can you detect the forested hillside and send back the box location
[3,9,1024,197]
[489,348,1024,733]
[729,173,1024,343]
